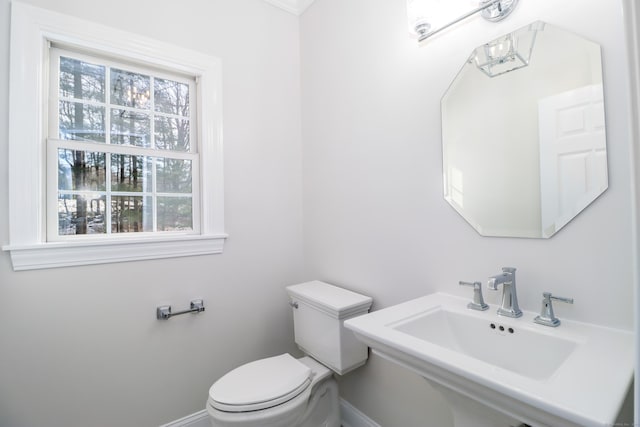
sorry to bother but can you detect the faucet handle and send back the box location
[548,293,574,304]
[534,292,574,327]
[459,281,489,311]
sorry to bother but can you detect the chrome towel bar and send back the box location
[157,299,205,320]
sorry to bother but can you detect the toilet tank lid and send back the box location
[286,281,373,317]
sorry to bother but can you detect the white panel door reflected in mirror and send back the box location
[441,21,607,238]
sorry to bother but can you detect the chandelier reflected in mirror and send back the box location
[471,21,542,77]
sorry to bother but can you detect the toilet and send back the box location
[207,280,373,427]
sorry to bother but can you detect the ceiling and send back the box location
[263,0,317,15]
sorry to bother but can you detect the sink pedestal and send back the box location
[429,381,524,427]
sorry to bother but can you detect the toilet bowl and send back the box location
[207,281,372,427]
[207,355,337,427]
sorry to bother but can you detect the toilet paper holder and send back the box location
[157,299,205,320]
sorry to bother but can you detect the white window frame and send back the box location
[4,2,227,270]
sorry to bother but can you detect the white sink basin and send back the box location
[345,292,633,427]
[392,307,578,380]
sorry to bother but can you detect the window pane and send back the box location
[58,149,106,191]
[157,197,192,231]
[110,154,152,192]
[59,101,106,142]
[155,116,190,151]
[154,78,189,116]
[111,196,152,233]
[110,109,150,147]
[59,57,105,102]
[156,158,192,193]
[58,194,107,235]
[110,68,150,109]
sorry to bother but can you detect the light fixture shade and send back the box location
[406,0,431,38]
[480,0,519,21]
[472,21,543,77]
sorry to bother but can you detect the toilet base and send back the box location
[297,376,340,427]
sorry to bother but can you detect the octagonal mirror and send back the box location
[442,21,607,238]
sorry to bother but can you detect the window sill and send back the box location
[2,234,228,271]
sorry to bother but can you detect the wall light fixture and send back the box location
[407,0,520,42]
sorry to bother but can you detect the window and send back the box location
[5,3,226,270]
[49,49,199,239]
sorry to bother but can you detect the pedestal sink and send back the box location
[344,293,633,427]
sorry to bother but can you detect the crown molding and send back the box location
[264,0,316,15]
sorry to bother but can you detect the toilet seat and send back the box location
[209,354,312,412]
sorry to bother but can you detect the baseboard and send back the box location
[160,400,379,427]
[340,398,381,427]
[158,409,209,427]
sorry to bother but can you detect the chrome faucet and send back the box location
[487,267,522,318]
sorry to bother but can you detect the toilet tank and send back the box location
[286,281,373,375]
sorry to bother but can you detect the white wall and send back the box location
[301,0,635,425]
[0,1,304,426]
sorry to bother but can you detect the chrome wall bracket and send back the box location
[157,299,205,320]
